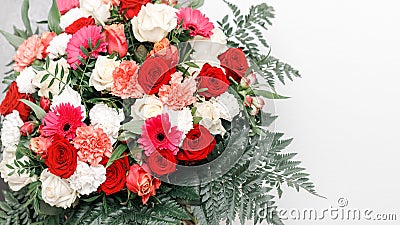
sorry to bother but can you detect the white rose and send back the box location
[195,101,226,135]
[190,28,228,63]
[46,33,72,59]
[60,8,89,30]
[16,67,37,94]
[1,111,23,148]
[68,161,106,195]
[0,146,37,191]
[89,103,124,143]
[213,92,240,122]
[32,58,70,98]
[131,95,163,120]
[131,3,177,42]
[89,56,120,91]
[40,169,78,209]
[80,0,111,26]
[165,107,193,135]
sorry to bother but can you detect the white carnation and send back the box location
[195,101,226,136]
[131,3,177,42]
[40,169,78,209]
[32,58,70,98]
[46,33,72,59]
[89,56,120,91]
[0,146,37,191]
[80,0,111,26]
[51,86,86,118]
[199,118,226,136]
[89,103,124,144]
[213,92,240,122]
[60,7,89,30]
[68,161,106,195]
[16,67,37,94]
[1,111,23,148]
[131,95,163,120]
[165,107,193,135]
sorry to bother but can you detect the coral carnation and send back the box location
[138,114,182,156]
[176,8,214,38]
[66,25,107,69]
[42,103,85,140]
[158,72,197,110]
[111,60,144,99]
[73,126,113,166]
[13,35,44,72]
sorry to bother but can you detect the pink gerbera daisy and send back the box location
[42,103,85,140]
[138,114,183,156]
[66,25,108,70]
[176,8,215,38]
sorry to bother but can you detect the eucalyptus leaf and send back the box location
[48,0,61,34]
[21,0,33,35]
[20,99,46,120]
[106,145,127,168]
[0,30,25,49]
[253,89,289,99]
[121,120,144,134]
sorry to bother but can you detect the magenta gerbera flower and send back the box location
[66,25,107,69]
[42,103,85,140]
[138,113,183,156]
[176,8,215,38]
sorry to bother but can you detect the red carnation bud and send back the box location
[244,95,253,107]
[40,97,51,112]
[20,121,36,136]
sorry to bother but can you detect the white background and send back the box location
[1,0,400,224]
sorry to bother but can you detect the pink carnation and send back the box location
[111,60,144,99]
[56,0,79,15]
[66,25,107,70]
[73,126,113,166]
[13,35,44,72]
[138,114,183,156]
[158,72,197,110]
[176,8,214,38]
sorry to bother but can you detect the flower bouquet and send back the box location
[0,0,319,224]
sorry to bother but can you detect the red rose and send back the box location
[65,17,96,34]
[40,97,51,112]
[196,63,230,98]
[0,82,32,121]
[99,156,130,195]
[138,56,175,94]
[177,124,216,162]
[126,164,161,204]
[218,48,250,82]
[146,149,177,176]
[20,121,36,137]
[44,135,77,179]
[120,0,151,19]
[103,24,128,58]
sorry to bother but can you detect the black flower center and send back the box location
[63,123,71,131]
[157,133,165,142]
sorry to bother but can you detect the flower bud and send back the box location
[40,97,51,112]
[249,105,259,116]
[20,121,36,136]
[252,96,265,109]
[161,0,178,6]
[244,95,253,107]
[240,73,256,88]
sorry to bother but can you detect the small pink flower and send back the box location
[42,103,85,140]
[56,0,79,15]
[176,8,214,38]
[13,35,44,72]
[101,0,120,6]
[66,25,107,70]
[138,114,183,156]
[111,60,144,99]
[158,72,197,110]
[30,136,52,155]
[73,126,113,166]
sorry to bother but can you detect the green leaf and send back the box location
[176,0,204,9]
[20,99,46,120]
[184,62,200,68]
[121,120,144,135]
[21,0,33,35]
[0,30,25,49]
[253,90,289,99]
[48,0,61,34]
[81,194,102,203]
[106,144,127,168]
